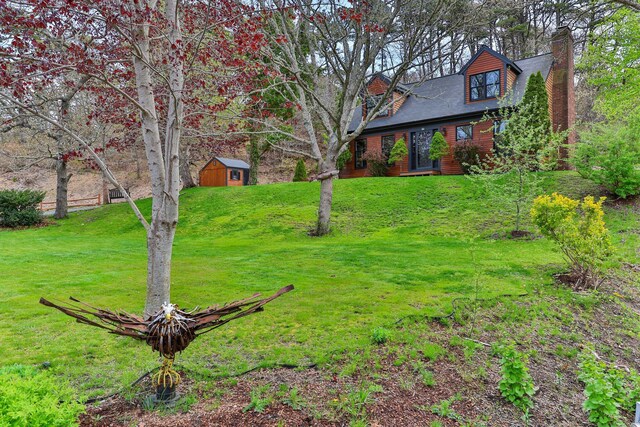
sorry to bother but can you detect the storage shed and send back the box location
[199,157,250,187]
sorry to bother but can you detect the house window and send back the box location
[230,169,241,180]
[381,135,395,160]
[470,70,500,101]
[354,139,367,169]
[456,125,473,141]
[366,95,389,117]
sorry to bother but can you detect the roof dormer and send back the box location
[362,73,408,119]
[458,46,522,104]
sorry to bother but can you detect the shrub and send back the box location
[498,345,535,417]
[387,138,408,164]
[429,131,449,160]
[452,141,480,174]
[0,189,45,227]
[363,150,388,177]
[292,159,307,182]
[572,122,640,198]
[531,193,613,289]
[0,365,84,426]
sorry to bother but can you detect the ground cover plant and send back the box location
[0,172,638,426]
[0,364,85,427]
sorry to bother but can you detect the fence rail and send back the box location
[39,195,102,211]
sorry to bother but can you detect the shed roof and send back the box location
[349,52,553,133]
[216,157,250,169]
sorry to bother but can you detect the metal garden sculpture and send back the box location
[40,285,293,400]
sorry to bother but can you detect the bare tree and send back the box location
[257,0,468,235]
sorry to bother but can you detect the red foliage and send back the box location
[0,0,272,153]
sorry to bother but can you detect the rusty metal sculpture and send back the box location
[40,285,293,399]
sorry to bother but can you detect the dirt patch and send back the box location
[510,230,534,239]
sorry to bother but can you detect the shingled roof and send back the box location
[216,157,250,169]
[349,52,553,133]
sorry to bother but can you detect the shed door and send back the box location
[213,167,226,186]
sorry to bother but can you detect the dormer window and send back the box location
[366,94,389,117]
[470,70,500,101]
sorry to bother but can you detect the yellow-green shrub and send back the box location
[531,193,613,289]
[0,365,84,426]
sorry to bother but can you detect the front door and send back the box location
[410,129,439,170]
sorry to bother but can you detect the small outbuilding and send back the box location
[199,157,250,187]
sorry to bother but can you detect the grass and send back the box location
[0,172,637,398]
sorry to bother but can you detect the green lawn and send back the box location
[0,172,637,396]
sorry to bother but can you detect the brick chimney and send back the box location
[551,26,576,160]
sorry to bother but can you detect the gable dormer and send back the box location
[458,46,522,104]
[362,73,408,119]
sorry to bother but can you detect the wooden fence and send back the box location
[39,195,102,211]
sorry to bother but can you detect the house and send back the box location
[343,27,575,178]
[199,157,250,187]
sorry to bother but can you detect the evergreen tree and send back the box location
[387,138,408,164]
[293,159,308,182]
[514,71,552,151]
[429,131,449,160]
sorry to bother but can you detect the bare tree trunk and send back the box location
[315,156,337,236]
[145,219,175,314]
[248,136,260,185]
[101,134,109,204]
[135,150,142,179]
[316,175,334,236]
[131,0,183,316]
[54,156,70,219]
[179,144,196,188]
[139,0,184,316]
[102,176,109,204]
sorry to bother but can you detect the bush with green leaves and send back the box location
[498,345,535,417]
[337,148,353,170]
[0,189,45,227]
[292,159,308,182]
[429,131,449,160]
[0,365,84,427]
[573,122,640,198]
[531,193,613,289]
[363,150,388,177]
[577,351,636,427]
[453,140,480,174]
[387,138,408,165]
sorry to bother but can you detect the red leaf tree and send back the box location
[0,0,268,315]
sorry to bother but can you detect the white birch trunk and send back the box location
[132,0,184,317]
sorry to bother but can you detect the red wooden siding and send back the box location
[363,76,407,118]
[440,120,494,175]
[199,160,246,187]
[464,51,504,103]
[227,168,244,186]
[199,160,227,186]
[507,68,517,91]
[340,120,495,178]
